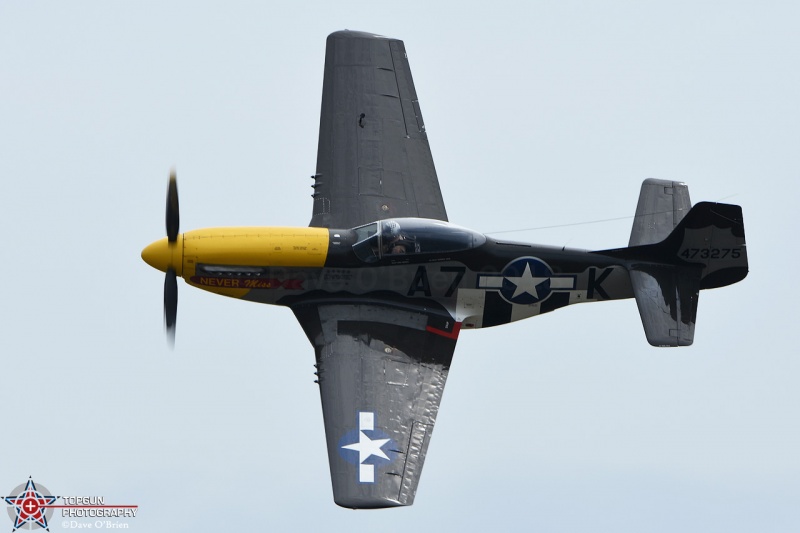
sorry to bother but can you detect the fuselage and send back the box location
[142,218,633,333]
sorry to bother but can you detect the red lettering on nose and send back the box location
[192,275,304,290]
[283,279,304,290]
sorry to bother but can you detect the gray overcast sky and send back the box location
[1,1,798,531]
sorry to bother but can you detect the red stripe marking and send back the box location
[425,321,462,340]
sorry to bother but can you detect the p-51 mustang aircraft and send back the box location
[142,30,748,509]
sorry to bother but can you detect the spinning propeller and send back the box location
[142,169,183,345]
[164,170,179,341]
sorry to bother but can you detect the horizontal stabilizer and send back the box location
[630,266,699,346]
[629,178,691,246]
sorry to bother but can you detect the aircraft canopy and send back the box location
[352,218,486,263]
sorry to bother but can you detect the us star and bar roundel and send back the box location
[478,257,578,305]
[338,412,398,484]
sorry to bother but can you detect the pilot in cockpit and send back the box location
[382,220,415,255]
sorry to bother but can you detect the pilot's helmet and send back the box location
[382,220,401,239]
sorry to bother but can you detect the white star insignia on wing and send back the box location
[341,431,391,464]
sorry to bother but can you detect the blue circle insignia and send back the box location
[499,257,554,305]
[338,428,397,466]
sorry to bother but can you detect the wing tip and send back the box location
[334,496,409,510]
[328,29,394,41]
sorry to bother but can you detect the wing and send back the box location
[292,301,457,508]
[310,30,448,229]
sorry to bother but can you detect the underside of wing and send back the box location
[292,301,458,508]
[310,30,448,229]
